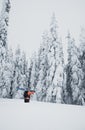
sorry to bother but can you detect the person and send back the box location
[24,90,35,103]
[24,91,30,103]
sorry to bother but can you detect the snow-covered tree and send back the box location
[28,59,33,89]
[31,14,64,103]
[0,0,10,48]
[79,28,85,105]
[33,32,49,101]
[29,53,39,91]
[7,48,14,98]
[1,48,14,98]
[46,14,64,103]
[12,46,28,98]
[0,0,11,97]
[66,32,83,105]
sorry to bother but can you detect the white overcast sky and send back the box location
[0,0,85,59]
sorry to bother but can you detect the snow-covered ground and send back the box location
[0,99,85,130]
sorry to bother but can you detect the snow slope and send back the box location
[0,99,85,130]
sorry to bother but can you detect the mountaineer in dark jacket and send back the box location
[24,90,35,103]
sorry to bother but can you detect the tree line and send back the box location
[0,0,85,105]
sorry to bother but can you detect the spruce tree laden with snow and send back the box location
[0,0,10,49]
[29,53,40,91]
[3,48,14,98]
[66,32,83,105]
[65,33,73,104]
[34,32,50,101]
[79,28,85,105]
[31,14,64,103]
[12,47,28,98]
[0,0,11,97]
[28,59,33,90]
[45,14,64,103]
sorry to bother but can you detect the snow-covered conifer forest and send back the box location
[0,0,85,105]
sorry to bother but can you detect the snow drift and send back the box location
[0,99,85,130]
